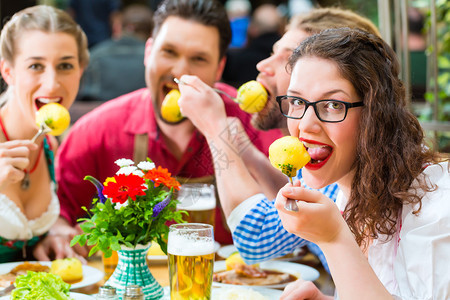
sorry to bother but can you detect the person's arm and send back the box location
[178,75,284,215]
[228,193,310,264]
[275,182,393,300]
[281,279,332,300]
[222,116,288,200]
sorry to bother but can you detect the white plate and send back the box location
[213,260,319,289]
[0,292,94,299]
[160,286,282,300]
[217,244,238,259]
[0,261,103,290]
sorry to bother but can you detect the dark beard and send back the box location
[251,105,286,131]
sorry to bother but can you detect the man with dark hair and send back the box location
[39,0,282,260]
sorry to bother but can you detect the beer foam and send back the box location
[168,234,214,256]
[177,195,216,211]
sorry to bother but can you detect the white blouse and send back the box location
[336,162,450,299]
[0,182,60,241]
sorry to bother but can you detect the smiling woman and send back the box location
[276,28,450,299]
[0,5,88,263]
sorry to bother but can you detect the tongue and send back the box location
[308,146,332,161]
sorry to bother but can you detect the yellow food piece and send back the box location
[225,252,245,271]
[269,136,311,177]
[35,103,71,136]
[50,258,83,284]
[161,89,183,123]
[236,80,268,113]
[147,242,166,256]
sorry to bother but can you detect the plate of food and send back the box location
[213,252,319,289]
[0,259,103,290]
[0,292,94,300]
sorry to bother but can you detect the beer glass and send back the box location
[177,183,216,228]
[168,223,215,300]
[102,250,118,281]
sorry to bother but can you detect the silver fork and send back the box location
[31,122,51,143]
[285,177,299,212]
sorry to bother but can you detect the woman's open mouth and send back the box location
[302,140,333,170]
[35,97,62,110]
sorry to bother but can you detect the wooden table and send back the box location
[77,249,335,297]
[74,254,169,295]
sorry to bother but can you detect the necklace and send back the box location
[0,114,44,190]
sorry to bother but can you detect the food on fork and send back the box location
[161,89,183,123]
[269,136,311,211]
[35,102,71,136]
[50,258,83,284]
[268,136,310,178]
[235,80,268,113]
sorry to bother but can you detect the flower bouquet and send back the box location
[70,158,186,299]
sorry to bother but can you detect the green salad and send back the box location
[11,271,72,300]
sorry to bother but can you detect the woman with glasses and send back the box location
[277,28,449,299]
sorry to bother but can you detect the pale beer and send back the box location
[177,184,216,228]
[183,196,216,228]
[168,224,214,300]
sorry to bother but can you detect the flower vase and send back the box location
[105,244,164,299]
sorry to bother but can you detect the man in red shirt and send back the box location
[33,0,281,260]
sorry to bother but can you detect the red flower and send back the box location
[144,166,180,190]
[103,174,146,204]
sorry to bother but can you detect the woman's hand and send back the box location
[33,217,88,263]
[0,140,38,191]
[177,75,228,139]
[275,180,346,245]
[281,279,332,300]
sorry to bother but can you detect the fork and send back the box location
[285,177,299,212]
[31,122,51,143]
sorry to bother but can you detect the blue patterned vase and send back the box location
[105,244,164,299]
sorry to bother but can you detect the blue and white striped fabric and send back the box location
[229,169,339,273]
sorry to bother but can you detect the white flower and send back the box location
[137,161,155,171]
[115,200,128,209]
[116,166,137,175]
[132,170,145,177]
[115,158,135,167]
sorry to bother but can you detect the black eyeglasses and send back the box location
[276,95,364,123]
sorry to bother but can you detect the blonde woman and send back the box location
[0,5,89,262]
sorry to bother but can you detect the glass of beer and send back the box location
[177,184,216,228]
[102,250,118,281]
[168,223,215,300]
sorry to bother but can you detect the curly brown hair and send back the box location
[288,28,443,246]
